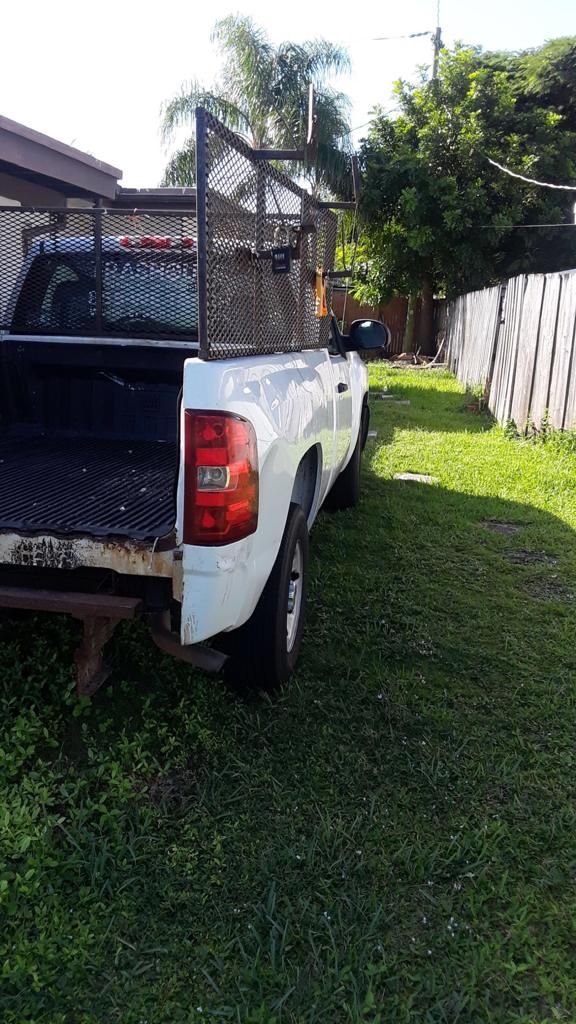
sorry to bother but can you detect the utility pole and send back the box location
[411,0,442,356]
[431,0,442,80]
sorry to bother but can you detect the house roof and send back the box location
[0,114,122,200]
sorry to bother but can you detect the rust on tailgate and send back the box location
[0,532,183,600]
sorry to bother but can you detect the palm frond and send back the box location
[161,140,197,186]
[161,84,251,145]
[159,17,353,195]
[212,15,275,132]
[211,13,270,54]
[314,89,353,149]
[312,141,354,199]
[278,38,351,82]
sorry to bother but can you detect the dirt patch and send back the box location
[506,549,559,566]
[144,766,197,808]
[526,579,575,603]
[393,352,425,364]
[480,519,523,535]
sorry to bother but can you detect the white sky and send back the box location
[1,0,574,187]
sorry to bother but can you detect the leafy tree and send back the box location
[356,41,576,351]
[161,15,353,197]
[487,37,576,130]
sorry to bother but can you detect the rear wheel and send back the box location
[224,503,309,691]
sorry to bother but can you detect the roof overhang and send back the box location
[0,115,122,200]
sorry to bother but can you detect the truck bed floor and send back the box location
[0,437,177,540]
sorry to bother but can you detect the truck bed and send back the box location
[0,436,177,540]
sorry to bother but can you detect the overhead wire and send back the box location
[346,7,576,264]
[337,120,372,139]
[339,3,439,326]
[336,109,399,141]
[485,155,576,191]
[341,8,576,239]
[478,223,576,229]
[372,31,433,41]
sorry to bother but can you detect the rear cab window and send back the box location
[11,241,199,338]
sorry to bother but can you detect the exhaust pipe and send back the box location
[148,614,227,673]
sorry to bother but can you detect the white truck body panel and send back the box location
[178,348,368,644]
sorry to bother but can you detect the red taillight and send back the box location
[183,411,259,545]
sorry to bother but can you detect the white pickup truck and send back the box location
[0,114,388,695]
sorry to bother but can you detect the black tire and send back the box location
[324,404,369,512]
[224,503,309,692]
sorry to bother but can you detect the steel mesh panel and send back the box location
[0,208,198,341]
[196,109,337,359]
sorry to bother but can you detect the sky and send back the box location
[1,0,574,187]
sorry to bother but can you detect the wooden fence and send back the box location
[444,270,576,431]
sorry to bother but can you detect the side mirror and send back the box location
[347,319,391,352]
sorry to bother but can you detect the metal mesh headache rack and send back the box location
[0,109,338,357]
[195,108,338,359]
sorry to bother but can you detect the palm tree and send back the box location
[160,15,353,197]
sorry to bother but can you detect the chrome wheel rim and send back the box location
[286,541,303,653]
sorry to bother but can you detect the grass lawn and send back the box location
[2,366,576,1024]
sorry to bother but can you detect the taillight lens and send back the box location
[183,411,259,545]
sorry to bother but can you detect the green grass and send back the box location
[2,366,576,1023]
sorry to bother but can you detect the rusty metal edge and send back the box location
[0,586,141,619]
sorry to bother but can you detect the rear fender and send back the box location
[177,355,331,645]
